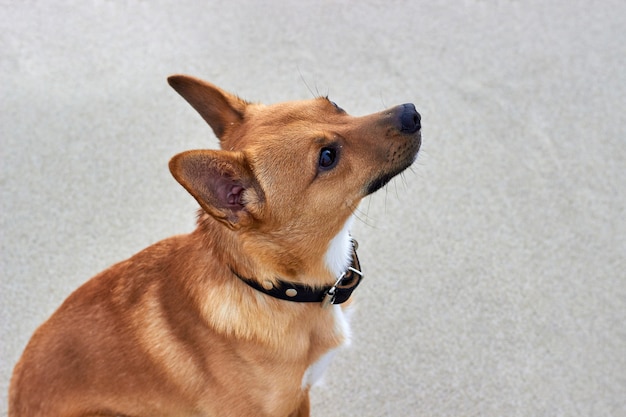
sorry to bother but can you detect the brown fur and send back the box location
[9,75,421,417]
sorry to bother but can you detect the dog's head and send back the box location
[168,75,420,279]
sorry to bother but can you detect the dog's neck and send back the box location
[196,212,356,288]
[189,212,356,351]
[231,237,362,306]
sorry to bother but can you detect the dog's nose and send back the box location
[399,103,421,133]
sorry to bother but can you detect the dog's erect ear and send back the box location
[168,75,249,140]
[169,150,264,229]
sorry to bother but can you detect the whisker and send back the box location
[394,176,401,199]
[379,92,388,110]
[297,66,316,98]
[352,204,375,229]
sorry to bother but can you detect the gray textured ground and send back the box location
[2,1,625,416]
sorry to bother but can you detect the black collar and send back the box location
[231,241,363,307]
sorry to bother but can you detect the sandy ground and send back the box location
[1,1,625,416]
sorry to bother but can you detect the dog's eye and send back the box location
[319,147,338,170]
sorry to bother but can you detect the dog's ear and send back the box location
[169,150,264,230]
[168,75,249,140]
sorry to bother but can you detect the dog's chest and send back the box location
[301,216,356,388]
[301,304,351,389]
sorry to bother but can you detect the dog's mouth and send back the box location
[365,133,421,195]
[366,164,409,195]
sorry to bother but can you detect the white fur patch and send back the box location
[324,216,355,277]
[302,217,355,389]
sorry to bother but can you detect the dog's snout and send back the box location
[399,103,421,133]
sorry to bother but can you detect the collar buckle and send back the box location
[322,264,363,308]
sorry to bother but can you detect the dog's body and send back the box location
[9,75,421,417]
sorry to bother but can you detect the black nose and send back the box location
[399,103,421,133]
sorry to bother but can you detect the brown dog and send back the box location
[9,75,421,417]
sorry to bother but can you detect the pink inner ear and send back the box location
[214,177,245,210]
[227,185,244,207]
